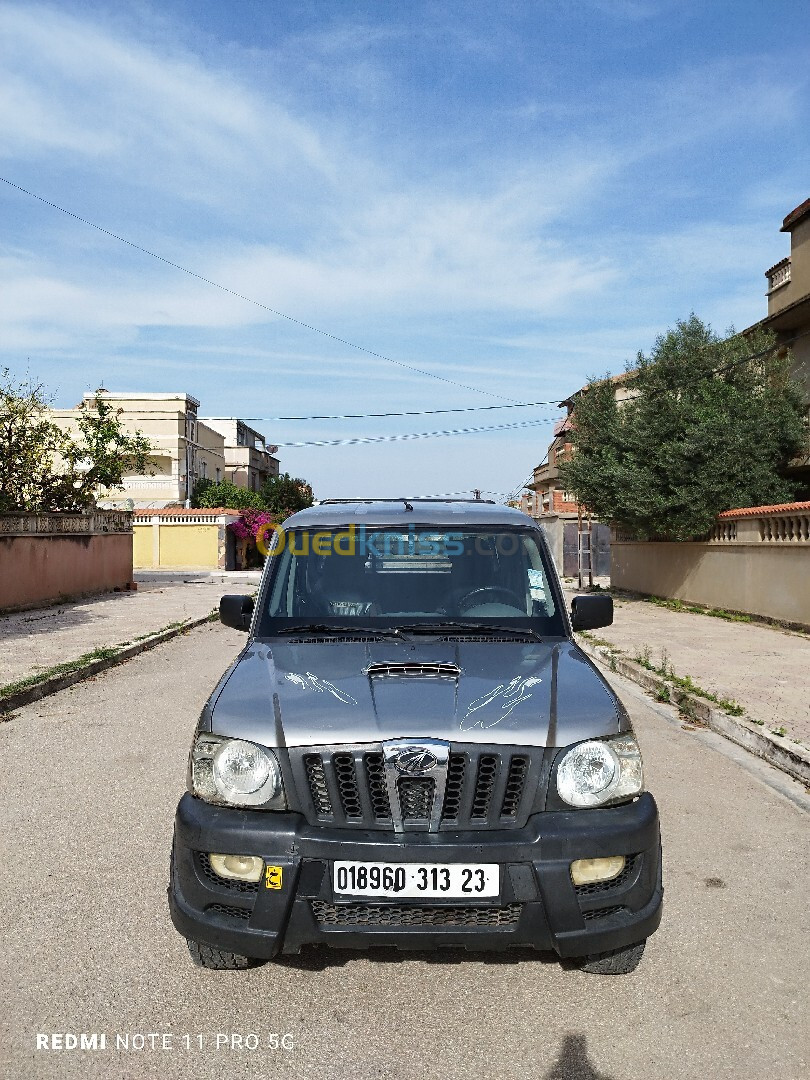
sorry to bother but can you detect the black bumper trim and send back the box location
[168,791,662,960]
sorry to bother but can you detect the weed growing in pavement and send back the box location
[631,647,744,716]
[577,631,614,649]
[645,596,752,623]
[655,686,671,703]
[771,726,788,738]
[0,646,121,698]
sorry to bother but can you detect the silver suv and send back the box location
[168,499,662,974]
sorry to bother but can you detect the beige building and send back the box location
[52,392,227,508]
[200,418,280,492]
[760,196,810,487]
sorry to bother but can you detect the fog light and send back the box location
[209,854,264,882]
[570,856,626,886]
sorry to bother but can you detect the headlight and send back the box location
[556,733,643,808]
[189,734,286,809]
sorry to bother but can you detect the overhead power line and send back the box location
[275,416,554,448]
[1,175,518,402]
[200,400,562,421]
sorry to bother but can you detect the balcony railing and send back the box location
[766,257,791,294]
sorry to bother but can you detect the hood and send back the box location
[206,637,624,749]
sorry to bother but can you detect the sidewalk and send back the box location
[566,586,810,752]
[0,570,261,690]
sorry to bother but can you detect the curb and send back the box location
[578,638,810,787]
[0,613,218,716]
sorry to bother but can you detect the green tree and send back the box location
[0,372,152,512]
[191,478,265,511]
[558,316,807,541]
[260,472,314,517]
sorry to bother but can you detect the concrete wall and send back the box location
[611,541,810,627]
[0,512,133,612]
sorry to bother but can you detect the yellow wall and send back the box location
[133,522,222,568]
[133,525,154,567]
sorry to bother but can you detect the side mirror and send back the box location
[220,594,255,632]
[570,593,613,632]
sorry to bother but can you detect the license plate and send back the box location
[333,861,499,899]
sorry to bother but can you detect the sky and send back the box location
[1,0,809,501]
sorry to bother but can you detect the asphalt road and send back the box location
[1,623,807,1080]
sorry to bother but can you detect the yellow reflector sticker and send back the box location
[265,865,283,890]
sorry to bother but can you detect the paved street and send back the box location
[1,623,807,1080]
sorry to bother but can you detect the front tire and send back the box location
[579,939,646,974]
[186,939,256,970]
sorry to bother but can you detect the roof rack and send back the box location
[317,497,497,506]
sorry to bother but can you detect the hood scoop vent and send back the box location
[365,661,460,679]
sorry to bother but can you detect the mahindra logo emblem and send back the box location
[391,746,439,775]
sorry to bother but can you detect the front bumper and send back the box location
[168,791,662,960]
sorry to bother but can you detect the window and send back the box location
[216,468,221,483]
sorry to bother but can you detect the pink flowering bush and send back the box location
[227,509,277,542]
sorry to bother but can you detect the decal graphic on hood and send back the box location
[285,671,358,706]
[461,676,543,729]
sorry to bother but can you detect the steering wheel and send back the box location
[458,586,525,613]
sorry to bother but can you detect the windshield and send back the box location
[258,525,564,636]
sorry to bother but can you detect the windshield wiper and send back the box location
[394,622,543,641]
[275,623,403,638]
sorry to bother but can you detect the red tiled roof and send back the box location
[132,507,242,516]
[781,198,810,232]
[717,501,810,519]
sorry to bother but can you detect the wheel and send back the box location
[186,939,255,970]
[579,939,646,974]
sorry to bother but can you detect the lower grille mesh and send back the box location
[312,901,522,927]
[581,905,626,922]
[206,903,252,922]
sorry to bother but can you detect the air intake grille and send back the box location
[365,662,460,678]
[290,745,541,831]
[312,901,522,927]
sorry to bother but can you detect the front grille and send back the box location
[197,852,259,894]
[312,900,522,927]
[471,754,499,818]
[333,754,362,818]
[304,754,333,816]
[398,777,434,820]
[206,903,252,922]
[290,744,542,831]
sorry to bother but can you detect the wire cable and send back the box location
[275,416,554,448]
[0,176,520,402]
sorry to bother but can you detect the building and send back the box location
[200,418,280,492]
[526,414,580,517]
[759,196,810,487]
[51,392,227,508]
[526,373,636,517]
